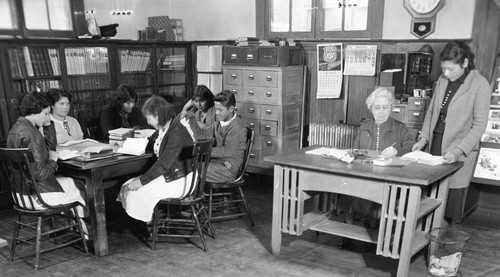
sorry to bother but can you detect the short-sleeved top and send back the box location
[50,115,84,145]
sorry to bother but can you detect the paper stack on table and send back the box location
[401,151,445,166]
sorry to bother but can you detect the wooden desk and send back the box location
[58,153,155,256]
[265,146,463,277]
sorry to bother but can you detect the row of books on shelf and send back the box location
[65,48,109,75]
[157,72,186,84]
[121,74,154,87]
[8,47,61,77]
[67,75,110,91]
[119,49,152,72]
[196,45,222,72]
[158,53,185,70]
[12,79,61,95]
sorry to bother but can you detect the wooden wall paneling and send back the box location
[346,75,376,125]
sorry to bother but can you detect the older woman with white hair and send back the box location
[339,87,415,249]
[354,87,415,156]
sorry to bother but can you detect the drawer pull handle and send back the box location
[246,54,254,60]
[248,74,255,80]
[415,102,422,106]
[263,55,272,59]
[249,108,255,113]
[266,141,272,146]
[266,76,272,81]
[413,112,420,116]
[231,89,238,95]
[250,153,255,158]
[249,123,255,128]
[248,90,255,95]
[265,125,271,130]
[392,108,401,113]
[266,110,272,114]
[265,91,272,97]
[230,54,237,60]
[231,74,237,79]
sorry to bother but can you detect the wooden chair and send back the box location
[0,148,88,270]
[206,127,255,226]
[150,139,215,252]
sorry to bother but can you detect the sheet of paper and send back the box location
[343,45,377,76]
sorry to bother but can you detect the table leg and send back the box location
[271,166,283,255]
[85,169,108,256]
[397,186,421,277]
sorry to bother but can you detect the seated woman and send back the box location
[339,87,415,247]
[45,88,84,145]
[98,84,147,139]
[180,85,217,128]
[7,92,88,234]
[117,95,196,223]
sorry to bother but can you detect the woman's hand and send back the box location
[49,151,58,162]
[380,146,397,157]
[126,178,143,191]
[443,148,463,164]
[412,138,427,151]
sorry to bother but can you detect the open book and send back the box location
[116,137,149,156]
[305,147,355,163]
[401,151,445,166]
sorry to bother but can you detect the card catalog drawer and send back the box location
[260,104,279,121]
[248,149,261,166]
[223,68,242,86]
[259,47,288,66]
[224,47,259,65]
[260,71,279,88]
[391,105,406,122]
[242,86,260,103]
[261,136,281,154]
[242,103,260,119]
[242,70,261,86]
[261,120,278,136]
[408,98,427,111]
[406,110,425,123]
[224,85,243,102]
[260,87,279,104]
[243,118,260,134]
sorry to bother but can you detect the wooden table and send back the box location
[265,146,463,277]
[58,153,155,256]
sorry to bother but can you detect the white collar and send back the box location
[50,114,67,124]
[220,113,236,127]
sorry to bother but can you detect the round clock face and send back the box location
[407,0,442,14]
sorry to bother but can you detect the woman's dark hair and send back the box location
[214,90,236,109]
[440,41,475,74]
[20,92,51,117]
[110,84,137,107]
[141,95,177,127]
[193,85,215,109]
[46,88,73,106]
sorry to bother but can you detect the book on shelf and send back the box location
[116,137,148,156]
[401,151,445,166]
[22,46,34,77]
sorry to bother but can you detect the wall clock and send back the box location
[404,0,446,39]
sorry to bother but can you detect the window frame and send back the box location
[260,0,384,40]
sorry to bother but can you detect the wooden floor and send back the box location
[0,173,499,277]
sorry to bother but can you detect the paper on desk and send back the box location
[117,137,148,156]
[58,149,80,160]
[60,138,98,147]
[305,147,349,158]
[134,129,156,138]
[81,145,112,154]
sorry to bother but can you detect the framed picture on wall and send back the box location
[473,146,500,181]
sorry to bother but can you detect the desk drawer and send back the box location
[224,47,259,65]
[261,120,278,136]
[261,104,279,121]
[408,98,427,111]
[243,118,260,134]
[242,86,260,103]
[224,85,243,102]
[242,103,260,119]
[391,106,406,122]
[242,70,261,86]
[223,68,242,86]
[406,110,425,123]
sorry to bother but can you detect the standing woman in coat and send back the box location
[412,41,492,223]
[117,95,196,222]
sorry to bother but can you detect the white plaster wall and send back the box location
[84,0,474,41]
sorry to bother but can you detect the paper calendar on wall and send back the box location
[317,43,343,99]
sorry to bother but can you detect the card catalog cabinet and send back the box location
[223,65,304,172]
[391,97,431,140]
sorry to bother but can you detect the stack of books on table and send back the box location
[108,128,134,146]
[236,37,260,46]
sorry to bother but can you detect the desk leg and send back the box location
[85,169,108,257]
[397,186,421,277]
[271,166,283,255]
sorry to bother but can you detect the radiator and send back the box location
[308,122,359,149]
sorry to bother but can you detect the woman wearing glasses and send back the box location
[98,84,147,139]
[46,88,84,145]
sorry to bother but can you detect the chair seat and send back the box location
[13,201,81,217]
[206,180,245,189]
[158,193,206,206]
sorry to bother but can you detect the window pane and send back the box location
[271,0,290,32]
[344,0,368,31]
[48,0,72,30]
[291,0,312,32]
[0,0,16,29]
[23,0,49,30]
[323,0,342,31]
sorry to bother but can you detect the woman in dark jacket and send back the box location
[117,95,195,222]
[98,84,147,139]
